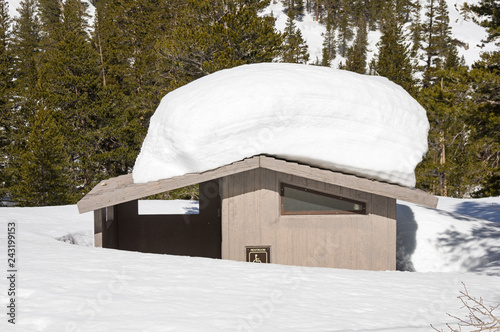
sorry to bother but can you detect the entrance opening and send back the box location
[112,181,221,259]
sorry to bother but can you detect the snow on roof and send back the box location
[132,63,429,187]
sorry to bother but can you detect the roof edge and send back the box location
[77,155,437,213]
[258,156,438,208]
[77,156,261,213]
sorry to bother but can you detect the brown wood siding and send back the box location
[221,168,396,270]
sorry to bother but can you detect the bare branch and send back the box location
[431,282,500,331]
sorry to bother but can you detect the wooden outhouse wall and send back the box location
[220,168,396,270]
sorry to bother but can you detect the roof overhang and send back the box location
[77,155,438,213]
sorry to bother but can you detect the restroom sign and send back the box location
[246,246,270,263]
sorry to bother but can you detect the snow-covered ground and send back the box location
[438,195,500,223]
[6,0,494,67]
[264,0,494,67]
[6,0,21,18]
[263,1,327,63]
[447,0,497,65]
[398,199,500,275]
[0,196,499,331]
[2,0,499,330]
[6,0,95,21]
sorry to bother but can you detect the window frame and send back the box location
[280,183,367,216]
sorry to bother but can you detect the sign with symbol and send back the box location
[246,246,270,263]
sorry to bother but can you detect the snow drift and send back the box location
[397,199,500,274]
[0,196,499,331]
[133,63,429,187]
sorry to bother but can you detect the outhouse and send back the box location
[78,63,437,270]
[77,155,437,271]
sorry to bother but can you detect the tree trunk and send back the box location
[316,1,319,21]
[439,129,447,196]
[97,30,106,87]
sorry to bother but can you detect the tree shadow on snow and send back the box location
[396,204,417,272]
[453,201,500,223]
[436,221,500,275]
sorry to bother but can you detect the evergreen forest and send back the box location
[0,0,499,206]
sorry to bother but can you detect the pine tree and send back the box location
[409,0,422,58]
[283,0,305,18]
[422,0,456,86]
[12,0,41,101]
[394,0,417,23]
[336,1,353,57]
[0,0,13,198]
[310,0,326,22]
[422,0,437,79]
[92,0,130,90]
[90,0,283,202]
[414,0,477,196]
[366,0,385,30]
[282,10,309,63]
[4,0,43,202]
[37,0,101,200]
[373,2,414,94]
[93,0,173,91]
[37,0,62,46]
[416,66,483,197]
[0,0,11,107]
[155,0,283,200]
[11,107,71,206]
[158,0,282,84]
[468,0,500,196]
[345,16,368,73]
[468,52,500,196]
[471,0,500,42]
[38,0,62,26]
[90,0,180,190]
[321,14,336,66]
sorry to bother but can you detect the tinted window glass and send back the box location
[281,184,366,215]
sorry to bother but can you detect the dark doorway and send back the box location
[105,180,222,259]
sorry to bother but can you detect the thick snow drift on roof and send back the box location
[133,63,429,187]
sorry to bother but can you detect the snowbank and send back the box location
[133,63,429,187]
[398,197,500,274]
[0,197,499,331]
[438,195,500,223]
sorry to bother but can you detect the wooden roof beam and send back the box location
[77,155,437,213]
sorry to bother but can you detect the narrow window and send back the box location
[280,183,366,215]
